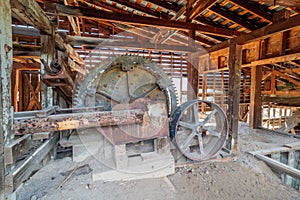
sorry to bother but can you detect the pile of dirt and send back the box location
[17,124,300,200]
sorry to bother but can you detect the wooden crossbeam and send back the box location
[208,14,300,52]
[263,96,300,106]
[56,4,240,37]
[66,35,198,52]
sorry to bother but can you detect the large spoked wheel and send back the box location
[170,100,228,161]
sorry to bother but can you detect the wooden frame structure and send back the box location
[1,0,300,197]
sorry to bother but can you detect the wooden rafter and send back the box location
[56,4,240,37]
[188,0,219,20]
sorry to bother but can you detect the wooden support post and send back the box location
[187,30,199,100]
[226,39,242,155]
[0,1,13,199]
[41,35,55,108]
[249,65,262,128]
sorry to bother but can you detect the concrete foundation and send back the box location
[70,131,175,181]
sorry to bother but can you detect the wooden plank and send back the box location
[5,134,58,193]
[56,4,241,37]
[0,1,13,198]
[249,65,262,128]
[4,135,32,165]
[226,40,242,154]
[253,153,300,180]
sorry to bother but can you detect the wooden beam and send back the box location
[12,26,40,37]
[226,40,242,154]
[66,35,198,52]
[249,66,262,128]
[208,14,300,53]
[263,96,300,106]
[187,30,199,100]
[11,0,53,35]
[14,109,144,134]
[0,1,13,198]
[188,0,218,20]
[252,153,300,180]
[56,4,240,37]
[251,52,300,66]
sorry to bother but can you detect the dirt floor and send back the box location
[17,123,300,200]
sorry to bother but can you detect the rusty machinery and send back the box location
[16,55,228,162]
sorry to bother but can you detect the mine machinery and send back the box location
[14,55,228,178]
